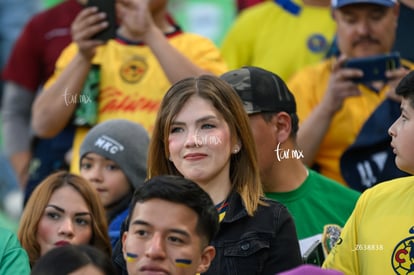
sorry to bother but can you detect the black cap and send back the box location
[221,66,296,115]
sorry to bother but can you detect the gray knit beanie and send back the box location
[80,119,150,189]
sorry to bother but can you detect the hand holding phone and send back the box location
[342,52,401,83]
[85,0,117,41]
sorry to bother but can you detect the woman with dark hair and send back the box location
[31,244,116,275]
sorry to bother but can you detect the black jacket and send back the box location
[203,191,302,275]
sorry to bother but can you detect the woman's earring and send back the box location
[233,145,240,154]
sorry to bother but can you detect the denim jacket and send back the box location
[203,191,302,275]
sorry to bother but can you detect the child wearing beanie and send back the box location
[79,119,149,247]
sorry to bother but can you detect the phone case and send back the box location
[302,240,325,266]
[86,0,117,41]
[343,52,401,83]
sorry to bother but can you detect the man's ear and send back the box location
[273,112,292,144]
[392,1,400,18]
[196,246,216,274]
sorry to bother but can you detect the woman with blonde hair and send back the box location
[146,75,302,274]
[18,171,111,267]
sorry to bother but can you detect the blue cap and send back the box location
[332,0,396,8]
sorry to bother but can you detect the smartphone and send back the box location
[302,240,325,266]
[85,0,117,41]
[342,52,401,83]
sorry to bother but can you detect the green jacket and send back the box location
[0,227,30,275]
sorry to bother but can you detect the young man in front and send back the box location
[122,175,219,275]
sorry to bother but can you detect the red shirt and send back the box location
[237,0,264,12]
[2,0,82,92]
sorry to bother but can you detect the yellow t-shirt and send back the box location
[288,58,414,185]
[323,176,414,274]
[44,32,228,173]
[221,0,335,81]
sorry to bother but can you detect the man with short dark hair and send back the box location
[323,70,414,274]
[122,175,218,275]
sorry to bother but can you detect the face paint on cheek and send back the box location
[175,258,192,268]
[126,252,138,262]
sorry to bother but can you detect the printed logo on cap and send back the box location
[94,135,125,154]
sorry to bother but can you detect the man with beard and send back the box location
[287,0,414,190]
